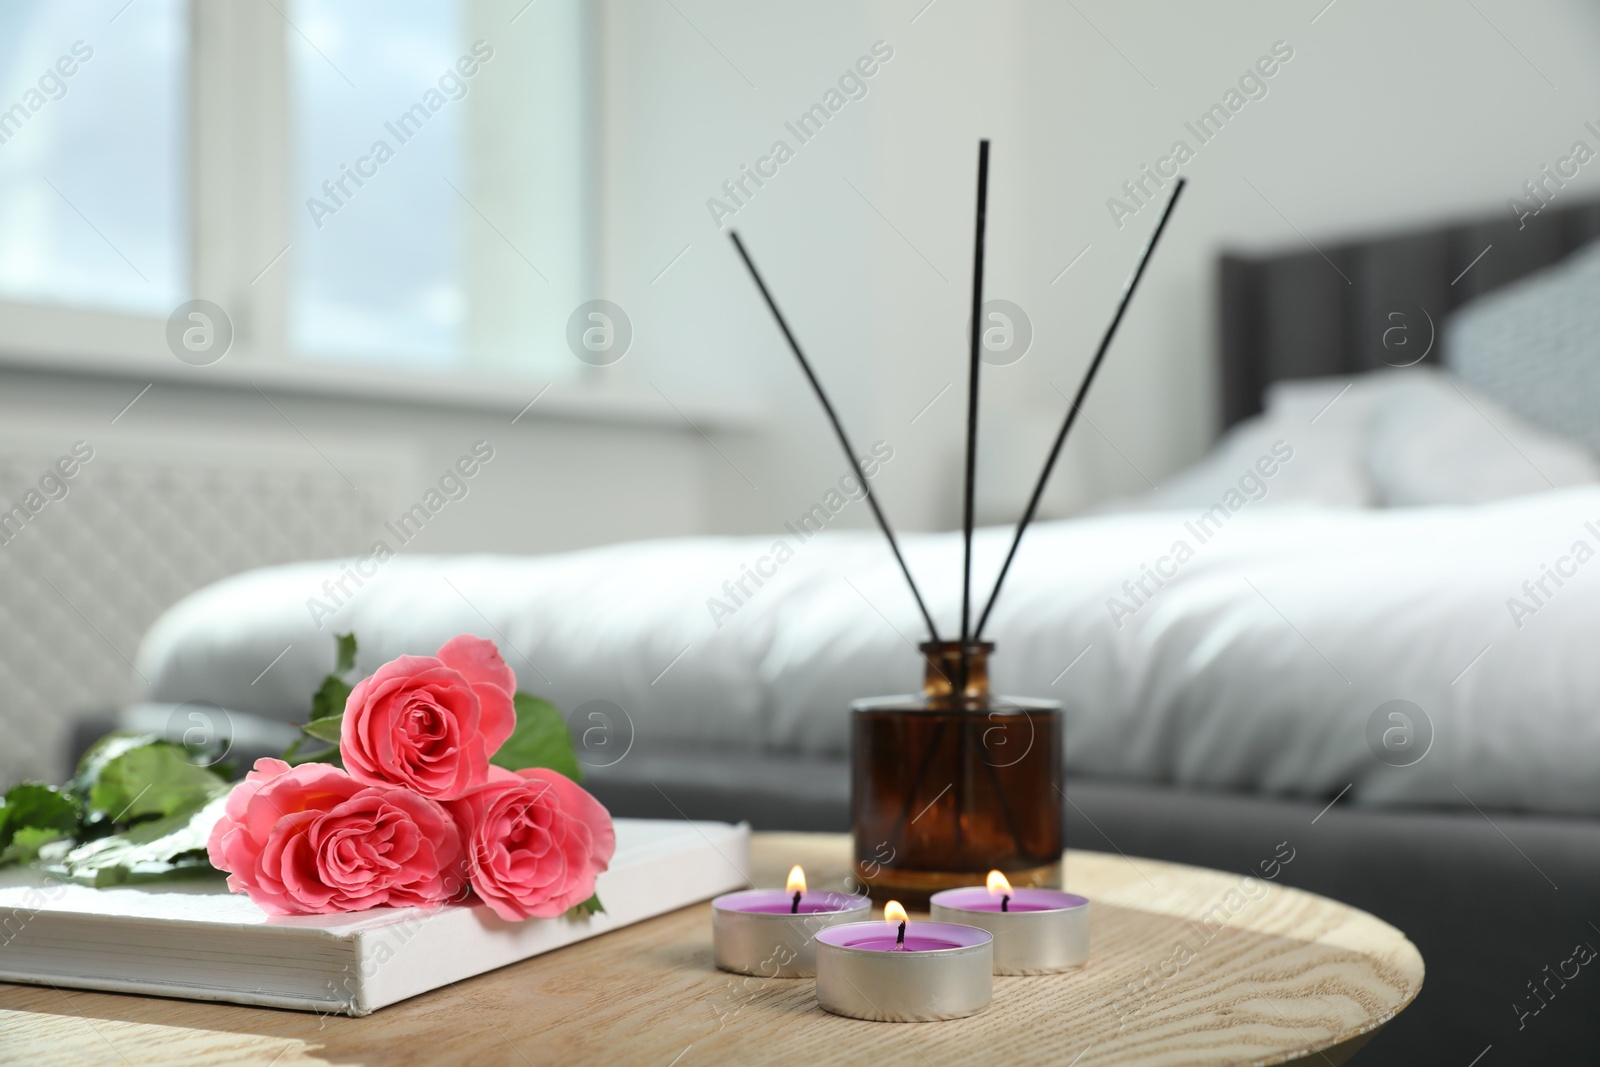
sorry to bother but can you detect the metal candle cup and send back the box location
[711,889,871,978]
[814,920,993,1022]
[929,886,1090,974]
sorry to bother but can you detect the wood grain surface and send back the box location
[0,833,1422,1066]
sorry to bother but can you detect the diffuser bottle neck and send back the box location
[919,641,993,710]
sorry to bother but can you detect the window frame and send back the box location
[0,1,746,426]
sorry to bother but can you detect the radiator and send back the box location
[0,420,411,785]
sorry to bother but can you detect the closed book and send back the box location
[0,818,749,1015]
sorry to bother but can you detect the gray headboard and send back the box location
[1218,196,1600,428]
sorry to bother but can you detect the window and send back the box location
[0,0,593,390]
[290,1,468,370]
[0,0,188,316]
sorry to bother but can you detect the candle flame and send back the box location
[786,865,806,895]
[987,870,1013,896]
[884,901,908,926]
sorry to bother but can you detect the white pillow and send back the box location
[1115,373,1384,512]
[1109,367,1599,514]
[1364,369,1600,506]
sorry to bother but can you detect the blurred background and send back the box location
[1,0,1598,782]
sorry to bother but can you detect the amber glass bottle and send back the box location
[851,641,1062,906]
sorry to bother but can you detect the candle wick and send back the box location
[1001,894,1009,913]
[791,890,801,914]
[896,921,906,947]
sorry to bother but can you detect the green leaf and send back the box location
[0,783,81,866]
[334,632,358,675]
[90,856,218,888]
[299,714,344,744]
[309,674,352,722]
[59,793,229,887]
[566,893,604,918]
[491,693,582,782]
[88,743,230,824]
[71,732,160,798]
[2,826,72,866]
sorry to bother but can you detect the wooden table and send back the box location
[0,833,1422,1066]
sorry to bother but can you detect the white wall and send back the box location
[600,0,1600,537]
[0,368,712,557]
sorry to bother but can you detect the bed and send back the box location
[104,198,1600,1063]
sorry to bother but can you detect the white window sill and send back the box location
[0,302,762,431]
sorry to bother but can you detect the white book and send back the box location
[0,818,750,1016]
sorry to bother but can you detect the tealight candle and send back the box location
[814,902,993,1022]
[712,866,871,978]
[929,870,1090,974]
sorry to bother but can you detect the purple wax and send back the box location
[836,936,964,952]
[733,902,865,915]
[712,889,868,915]
[928,887,1088,914]
[816,920,992,955]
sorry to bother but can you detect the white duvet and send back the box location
[136,368,1600,816]
[140,482,1600,817]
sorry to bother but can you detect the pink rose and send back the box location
[447,768,616,921]
[340,634,517,800]
[206,758,465,916]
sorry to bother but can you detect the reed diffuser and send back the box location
[732,145,1184,904]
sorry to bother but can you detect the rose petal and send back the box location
[342,655,488,800]
[445,770,614,922]
[207,762,467,916]
[437,635,517,753]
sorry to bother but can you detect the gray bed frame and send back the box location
[1219,194,1600,427]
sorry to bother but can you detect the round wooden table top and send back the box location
[0,832,1422,1066]
[750,834,1423,1066]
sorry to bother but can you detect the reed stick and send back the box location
[974,177,1186,640]
[730,230,943,642]
[960,140,991,691]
